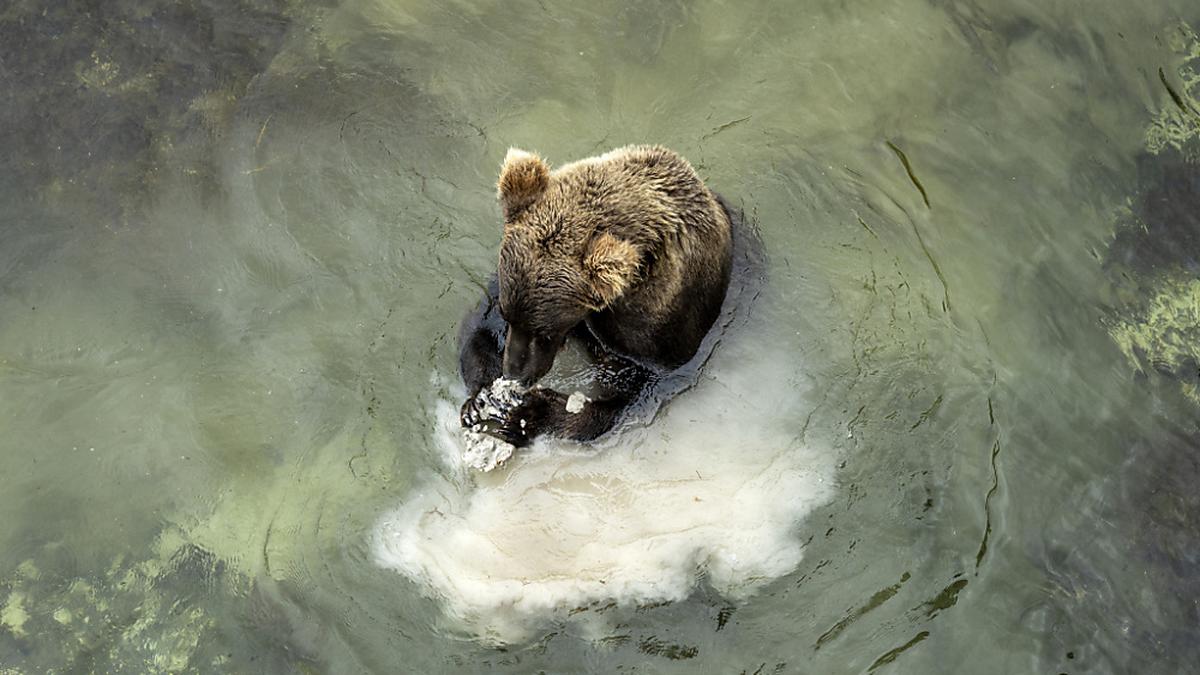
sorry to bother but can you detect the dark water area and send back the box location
[2,1,1200,673]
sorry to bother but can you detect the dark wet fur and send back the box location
[458,193,764,447]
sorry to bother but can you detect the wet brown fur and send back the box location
[497,144,733,369]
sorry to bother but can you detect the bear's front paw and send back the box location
[461,377,525,429]
[484,387,564,447]
[461,403,524,447]
[460,396,484,430]
[462,390,502,428]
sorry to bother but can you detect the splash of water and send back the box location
[373,336,835,643]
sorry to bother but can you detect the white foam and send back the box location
[373,342,835,643]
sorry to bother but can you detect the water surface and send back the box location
[2,0,1199,672]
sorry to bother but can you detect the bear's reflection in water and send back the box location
[374,215,836,643]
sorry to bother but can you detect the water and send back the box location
[2,0,1199,672]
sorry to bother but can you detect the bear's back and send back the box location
[555,145,728,248]
[554,146,735,369]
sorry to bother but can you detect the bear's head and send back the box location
[494,148,642,386]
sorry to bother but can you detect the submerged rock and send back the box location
[1107,274,1200,404]
[1104,21,1200,406]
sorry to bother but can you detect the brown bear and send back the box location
[458,145,740,447]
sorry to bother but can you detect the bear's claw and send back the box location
[461,386,561,448]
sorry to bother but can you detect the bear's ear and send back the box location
[497,148,549,220]
[584,233,641,308]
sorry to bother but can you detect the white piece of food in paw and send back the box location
[462,429,515,472]
[488,377,526,405]
[459,377,526,472]
[565,391,590,414]
[472,377,525,417]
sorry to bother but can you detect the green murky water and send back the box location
[3,0,1200,672]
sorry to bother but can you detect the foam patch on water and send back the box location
[373,340,835,644]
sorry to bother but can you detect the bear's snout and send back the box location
[502,325,559,386]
